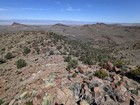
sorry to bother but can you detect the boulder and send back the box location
[116,93,126,102]
[42,93,53,105]
[71,82,81,96]
[43,75,56,88]
[104,95,118,105]
[20,91,28,99]
[113,75,121,84]
[91,87,104,104]
[55,87,77,105]
[80,100,89,105]
[77,66,84,74]
[84,84,94,104]
[9,99,16,105]
[89,77,104,88]
[103,62,114,71]
[113,66,121,73]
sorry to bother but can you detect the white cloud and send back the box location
[87,4,92,8]
[66,6,81,12]
[55,1,61,6]
[20,8,48,11]
[0,8,9,11]
[0,7,48,11]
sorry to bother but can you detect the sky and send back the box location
[0,0,140,23]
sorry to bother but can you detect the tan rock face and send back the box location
[80,100,89,105]
[113,66,121,73]
[113,74,121,84]
[103,62,114,71]
[9,99,16,105]
[55,87,77,105]
[92,87,103,98]
[77,66,84,74]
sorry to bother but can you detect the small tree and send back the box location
[16,59,27,69]
[4,52,13,59]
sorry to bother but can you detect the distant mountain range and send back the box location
[0,19,95,25]
[0,19,140,26]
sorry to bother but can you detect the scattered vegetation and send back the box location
[4,52,13,59]
[49,50,54,55]
[47,32,112,66]
[26,101,33,105]
[94,70,108,79]
[66,59,78,70]
[23,47,31,55]
[16,59,27,69]
[0,58,6,64]
[0,98,3,105]
[72,73,77,78]
[80,55,95,65]
[64,56,71,62]
[1,48,5,51]
[114,60,126,68]
[34,47,40,54]
[130,68,140,78]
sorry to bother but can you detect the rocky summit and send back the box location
[0,24,140,105]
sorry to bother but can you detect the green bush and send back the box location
[26,101,33,105]
[64,56,71,62]
[0,58,6,64]
[0,98,3,105]
[81,56,95,65]
[49,50,54,55]
[67,59,78,70]
[34,47,40,54]
[1,48,5,51]
[23,47,31,55]
[130,68,140,78]
[16,59,27,69]
[114,60,126,68]
[72,73,77,78]
[95,70,108,79]
[4,52,13,59]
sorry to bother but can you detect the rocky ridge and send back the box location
[0,31,140,105]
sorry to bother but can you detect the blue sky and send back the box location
[0,0,140,23]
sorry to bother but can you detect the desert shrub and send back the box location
[72,73,77,78]
[26,101,33,105]
[34,47,40,54]
[57,45,62,50]
[83,57,95,65]
[61,51,67,55]
[4,52,13,59]
[0,58,6,64]
[67,59,78,70]
[0,98,3,105]
[23,47,31,55]
[130,68,140,78]
[1,48,5,51]
[94,70,108,79]
[114,60,126,68]
[80,56,95,65]
[49,50,54,55]
[16,59,27,69]
[64,56,71,62]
